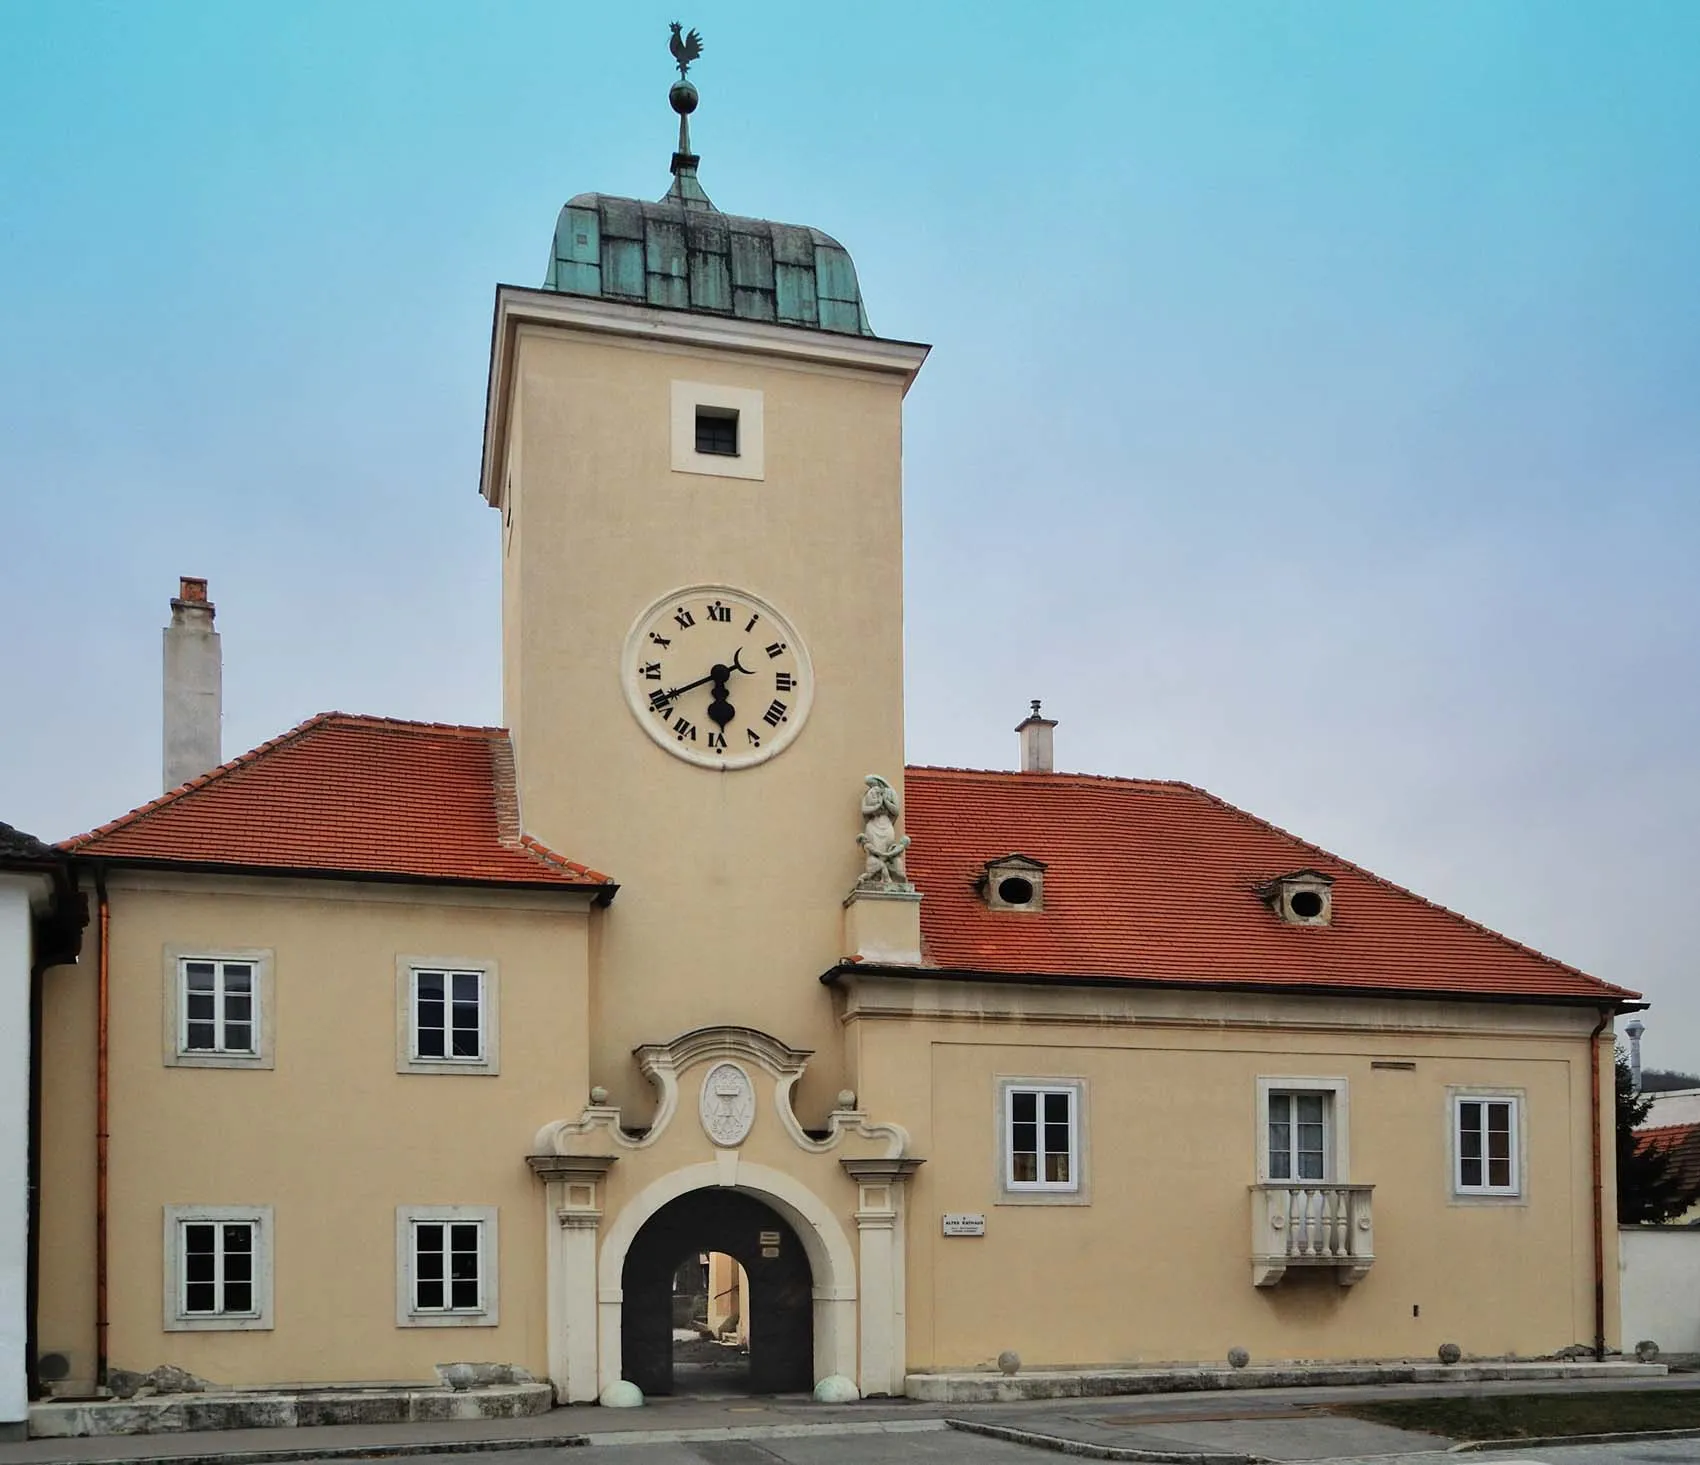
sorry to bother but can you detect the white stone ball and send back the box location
[813,1374,860,1404]
[599,1379,643,1408]
[997,1350,1021,1375]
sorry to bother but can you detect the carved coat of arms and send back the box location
[699,1062,755,1147]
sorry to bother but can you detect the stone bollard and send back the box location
[1227,1348,1250,1369]
[997,1351,1021,1376]
[1438,1343,1461,1365]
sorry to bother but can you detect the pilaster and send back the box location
[841,1157,923,1396]
[526,1154,617,1403]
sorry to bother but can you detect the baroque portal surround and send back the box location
[527,1026,922,1402]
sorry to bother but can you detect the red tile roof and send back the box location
[63,713,613,893]
[1638,1124,1700,1202]
[900,767,1636,1004]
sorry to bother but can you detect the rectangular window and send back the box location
[1268,1091,1331,1182]
[1006,1084,1078,1191]
[164,1205,272,1331]
[1455,1095,1520,1195]
[412,969,484,1062]
[180,959,256,1055]
[695,406,739,456]
[180,1219,256,1317]
[412,1220,483,1313]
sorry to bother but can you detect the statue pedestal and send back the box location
[843,885,923,965]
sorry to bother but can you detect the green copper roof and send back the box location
[543,194,873,336]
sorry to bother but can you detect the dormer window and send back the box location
[1265,870,1334,927]
[982,854,1046,912]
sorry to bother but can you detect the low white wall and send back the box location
[1620,1225,1700,1355]
[0,880,33,1426]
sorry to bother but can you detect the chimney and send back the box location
[1626,1019,1646,1094]
[1016,699,1057,773]
[163,576,222,791]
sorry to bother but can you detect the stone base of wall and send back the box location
[905,1359,1666,1403]
[29,1382,553,1438]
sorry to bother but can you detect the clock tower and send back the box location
[478,57,928,1118]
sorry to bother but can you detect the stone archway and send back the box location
[595,1160,858,1396]
[621,1189,811,1395]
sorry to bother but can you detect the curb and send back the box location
[583,1420,947,1446]
[9,1437,591,1465]
[945,1418,1269,1464]
[1452,1424,1700,1452]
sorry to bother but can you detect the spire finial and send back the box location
[663,23,715,211]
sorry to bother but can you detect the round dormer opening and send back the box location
[1289,890,1324,920]
[997,876,1035,906]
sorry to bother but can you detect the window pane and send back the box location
[185,1281,217,1313]
[1011,1121,1037,1157]
[1045,1119,1071,1156]
[224,992,252,1021]
[223,1223,252,1252]
[416,973,446,1058]
[450,1277,479,1310]
[1461,1155,1483,1188]
[185,1250,215,1284]
[416,1222,443,1252]
[1488,1156,1511,1188]
[452,972,480,1003]
[223,964,252,990]
[1296,1094,1326,1125]
[1011,1151,1037,1183]
[185,1019,216,1051]
[1045,1151,1071,1184]
[185,1223,215,1254]
[416,1278,444,1310]
[223,1022,253,1053]
[449,1223,480,1251]
[185,962,215,990]
[1011,1092,1035,1125]
[1043,1092,1070,1124]
[1269,1119,1291,1179]
[224,1282,253,1314]
[186,990,216,1019]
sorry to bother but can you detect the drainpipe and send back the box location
[94,868,109,1390]
[25,949,45,1401]
[1589,1005,1612,1363]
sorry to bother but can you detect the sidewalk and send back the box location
[9,1372,1700,1465]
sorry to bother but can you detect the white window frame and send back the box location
[670,380,765,481]
[1255,1076,1351,1184]
[162,1205,274,1332]
[162,947,275,1070]
[1450,1090,1525,1201]
[396,1205,499,1327]
[996,1077,1089,1204]
[396,957,499,1076]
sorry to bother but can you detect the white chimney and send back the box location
[163,576,222,791]
[1626,1019,1646,1094]
[1016,700,1057,773]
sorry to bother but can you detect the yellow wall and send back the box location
[500,325,912,1122]
[843,976,1617,1370]
[39,872,593,1388]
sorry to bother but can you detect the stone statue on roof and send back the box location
[857,774,912,890]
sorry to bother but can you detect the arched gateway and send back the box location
[621,1189,811,1394]
[528,1028,920,1403]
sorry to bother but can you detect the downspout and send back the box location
[1589,1005,1612,1362]
[94,868,109,1390]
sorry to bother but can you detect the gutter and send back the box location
[1589,1005,1613,1362]
[820,961,1646,1012]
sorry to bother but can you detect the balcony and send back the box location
[1251,1183,1374,1287]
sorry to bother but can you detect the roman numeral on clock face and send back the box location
[707,731,727,751]
[673,717,697,742]
[765,642,787,659]
[648,690,671,714]
[673,608,695,630]
[706,601,731,623]
[775,672,795,692]
[641,662,662,681]
[762,700,789,727]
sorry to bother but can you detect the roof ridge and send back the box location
[904,765,1195,790]
[1172,782,1637,1001]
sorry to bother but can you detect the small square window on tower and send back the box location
[695,406,739,456]
[1263,869,1334,927]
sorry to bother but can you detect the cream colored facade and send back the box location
[34,193,1629,1406]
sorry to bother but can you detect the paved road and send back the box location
[393,1429,1700,1465]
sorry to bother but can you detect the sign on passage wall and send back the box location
[941,1213,986,1237]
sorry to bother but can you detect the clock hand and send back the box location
[655,651,755,708]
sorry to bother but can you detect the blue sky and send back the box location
[3,3,1697,1060]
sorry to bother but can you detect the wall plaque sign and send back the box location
[941,1213,986,1237]
[699,1061,756,1147]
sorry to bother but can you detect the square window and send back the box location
[397,1206,498,1327]
[398,960,498,1075]
[163,1206,272,1331]
[1453,1094,1522,1197]
[1001,1080,1084,1199]
[695,406,739,457]
[166,952,272,1068]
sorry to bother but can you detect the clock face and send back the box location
[621,584,814,769]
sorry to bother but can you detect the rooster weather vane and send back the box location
[669,22,703,79]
